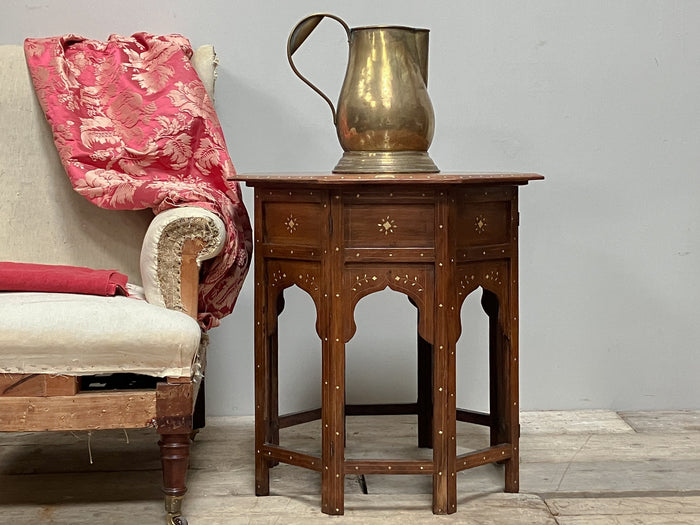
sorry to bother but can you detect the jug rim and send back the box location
[351,25,430,33]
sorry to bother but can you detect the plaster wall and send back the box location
[2,0,698,413]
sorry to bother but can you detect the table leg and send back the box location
[417,331,433,448]
[432,195,457,514]
[482,284,519,491]
[505,265,520,493]
[255,286,286,494]
[432,336,457,514]
[410,297,433,448]
[254,286,270,496]
[321,336,346,514]
[268,293,285,460]
[482,289,507,448]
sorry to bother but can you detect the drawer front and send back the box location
[455,200,512,247]
[344,203,435,248]
[263,202,324,247]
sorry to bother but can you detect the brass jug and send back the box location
[288,13,439,173]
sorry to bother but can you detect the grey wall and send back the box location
[3,0,699,413]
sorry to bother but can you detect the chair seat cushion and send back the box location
[0,292,201,377]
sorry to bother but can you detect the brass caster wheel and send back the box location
[167,514,188,525]
[165,495,187,525]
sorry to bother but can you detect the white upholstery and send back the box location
[0,293,201,377]
[191,44,217,99]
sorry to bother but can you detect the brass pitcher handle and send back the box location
[287,13,351,125]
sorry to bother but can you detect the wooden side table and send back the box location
[236,172,543,515]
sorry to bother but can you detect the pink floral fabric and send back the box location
[24,33,252,329]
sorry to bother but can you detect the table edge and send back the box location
[232,172,544,186]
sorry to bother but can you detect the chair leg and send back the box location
[159,433,191,525]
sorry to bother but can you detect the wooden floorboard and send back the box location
[0,410,698,523]
[619,410,700,433]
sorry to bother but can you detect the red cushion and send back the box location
[0,262,128,296]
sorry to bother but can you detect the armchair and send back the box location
[0,43,229,525]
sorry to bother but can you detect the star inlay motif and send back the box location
[285,215,298,234]
[378,216,396,235]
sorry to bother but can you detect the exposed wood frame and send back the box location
[0,391,157,432]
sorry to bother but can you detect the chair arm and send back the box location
[191,44,218,100]
[140,207,225,318]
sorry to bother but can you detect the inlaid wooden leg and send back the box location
[408,297,433,448]
[433,195,457,514]
[268,292,285,450]
[505,269,520,493]
[417,331,433,448]
[159,433,191,525]
[254,281,272,496]
[410,297,433,448]
[322,336,345,515]
[266,328,280,469]
[432,336,458,514]
[482,289,507,448]
[320,190,345,515]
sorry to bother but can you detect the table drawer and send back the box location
[263,202,324,247]
[344,203,435,248]
[455,200,512,246]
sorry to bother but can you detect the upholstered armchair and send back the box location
[0,43,230,525]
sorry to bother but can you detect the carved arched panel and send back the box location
[266,259,323,338]
[343,264,434,343]
[455,261,509,340]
